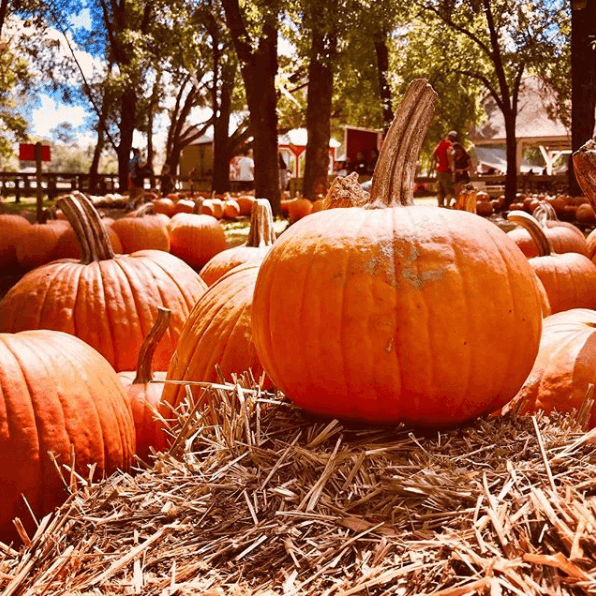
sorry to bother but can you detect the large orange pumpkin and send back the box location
[251,80,544,426]
[501,309,596,429]
[507,211,596,314]
[0,194,207,372]
[200,199,276,286]
[159,262,268,440]
[118,308,170,462]
[16,219,70,270]
[0,330,135,544]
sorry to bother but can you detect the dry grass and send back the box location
[2,379,596,595]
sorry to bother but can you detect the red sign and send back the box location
[19,143,51,162]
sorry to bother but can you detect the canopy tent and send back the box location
[469,76,571,175]
[473,146,539,175]
[278,128,341,178]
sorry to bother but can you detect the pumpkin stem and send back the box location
[533,203,558,225]
[246,199,276,247]
[133,307,172,384]
[369,79,437,208]
[133,203,155,217]
[572,138,596,208]
[507,210,553,257]
[322,172,370,209]
[57,192,115,263]
[56,194,94,262]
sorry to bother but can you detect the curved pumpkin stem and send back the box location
[533,202,558,226]
[369,79,437,208]
[133,203,155,217]
[133,307,172,384]
[507,210,553,257]
[56,194,94,262]
[572,138,596,208]
[74,191,116,261]
[246,199,276,247]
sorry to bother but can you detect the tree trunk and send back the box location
[503,109,518,207]
[221,0,281,214]
[570,0,596,195]
[212,83,232,193]
[118,90,137,192]
[374,33,394,135]
[303,30,335,201]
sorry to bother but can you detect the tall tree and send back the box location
[417,0,567,206]
[221,0,281,214]
[570,0,596,194]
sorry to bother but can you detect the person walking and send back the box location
[236,149,255,192]
[451,142,475,208]
[431,130,457,207]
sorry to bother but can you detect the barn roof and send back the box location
[469,77,570,149]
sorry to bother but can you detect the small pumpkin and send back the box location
[0,214,31,271]
[111,208,171,253]
[118,307,171,462]
[507,211,596,314]
[200,199,276,286]
[159,262,268,446]
[167,212,227,270]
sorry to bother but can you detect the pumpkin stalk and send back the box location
[370,79,437,208]
[507,211,553,257]
[133,307,172,385]
[572,138,596,208]
[74,191,116,260]
[323,172,370,209]
[56,194,94,263]
[246,199,276,247]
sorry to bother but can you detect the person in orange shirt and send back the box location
[431,130,457,207]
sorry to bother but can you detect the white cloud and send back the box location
[31,95,93,143]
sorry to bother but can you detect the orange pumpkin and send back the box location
[111,212,171,253]
[118,308,170,462]
[0,194,207,372]
[16,219,70,270]
[174,199,195,214]
[507,203,589,258]
[0,330,135,544]
[251,80,543,426]
[153,198,176,217]
[236,195,255,215]
[0,214,30,271]
[200,199,276,286]
[507,211,596,314]
[167,212,227,270]
[501,309,596,429]
[159,262,268,444]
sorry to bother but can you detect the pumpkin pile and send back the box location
[5,79,596,595]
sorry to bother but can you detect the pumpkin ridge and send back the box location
[95,261,121,368]
[0,335,46,517]
[445,214,475,420]
[137,250,207,312]
[38,263,76,334]
[68,258,87,340]
[484,226,529,414]
[111,256,156,355]
[30,335,104,510]
[73,342,134,469]
[29,262,70,332]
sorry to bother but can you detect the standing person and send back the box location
[279,152,289,192]
[451,142,475,208]
[128,154,149,209]
[128,148,143,189]
[159,164,175,197]
[431,130,457,207]
[366,149,379,175]
[236,148,255,192]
